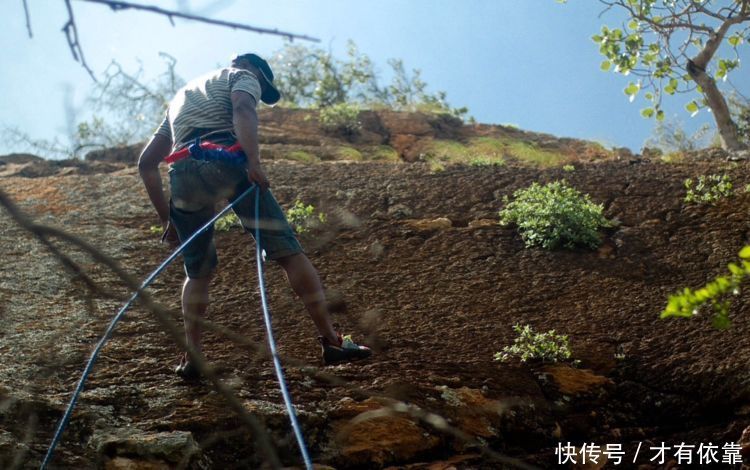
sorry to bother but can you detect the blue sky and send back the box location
[2,0,748,156]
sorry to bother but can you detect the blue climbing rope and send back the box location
[254,191,313,470]
[41,184,310,468]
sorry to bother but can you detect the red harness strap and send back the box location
[165,142,243,164]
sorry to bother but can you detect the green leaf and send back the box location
[738,246,750,259]
[728,263,743,276]
[624,83,640,102]
[641,107,655,118]
[686,101,699,116]
[656,110,665,121]
[712,313,731,330]
[628,20,639,30]
[600,60,612,71]
[728,35,742,47]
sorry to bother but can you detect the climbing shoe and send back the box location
[175,355,201,381]
[319,334,372,365]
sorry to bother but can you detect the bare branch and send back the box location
[62,0,97,81]
[22,0,33,38]
[75,0,320,42]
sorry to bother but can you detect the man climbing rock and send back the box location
[138,53,371,379]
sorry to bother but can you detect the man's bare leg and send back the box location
[276,253,339,344]
[182,275,211,354]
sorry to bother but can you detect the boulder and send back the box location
[91,429,201,465]
[542,365,612,396]
[331,411,440,467]
[405,217,453,231]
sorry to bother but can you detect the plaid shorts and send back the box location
[168,158,302,279]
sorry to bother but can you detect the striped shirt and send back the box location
[155,67,262,150]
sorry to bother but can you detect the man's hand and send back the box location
[247,161,270,191]
[161,220,180,248]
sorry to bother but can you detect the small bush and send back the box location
[494,324,572,363]
[215,212,241,232]
[562,164,575,172]
[505,141,566,167]
[499,180,610,250]
[469,156,505,167]
[335,146,363,161]
[367,145,401,162]
[684,174,733,204]
[286,200,327,234]
[318,103,362,136]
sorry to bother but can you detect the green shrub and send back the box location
[469,156,505,167]
[335,146,363,161]
[286,200,327,234]
[663,246,750,329]
[505,141,566,167]
[563,164,575,172]
[149,224,163,235]
[684,174,733,204]
[499,180,610,250]
[215,212,241,232]
[494,324,572,363]
[367,145,401,162]
[424,137,505,166]
[319,103,362,136]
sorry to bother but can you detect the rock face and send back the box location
[91,429,202,465]
[3,145,750,468]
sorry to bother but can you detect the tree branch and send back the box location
[75,0,320,42]
[22,0,33,38]
[62,0,97,81]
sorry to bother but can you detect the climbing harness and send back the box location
[164,139,245,165]
[41,185,312,470]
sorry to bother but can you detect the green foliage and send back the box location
[590,1,749,131]
[683,174,733,204]
[286,200,326,234]
[494,324,573,363]
[563,164,576,172]
[285,150,319,163]
[422,137,507,167]
[215,212,241,232]
[366,145,401,162]
[149,224,164,235]
[334,146,363,161]
[269,40,468,118]
[469,156,505,167]
[318,103,362,136]
[504,141,567,167]
[499,180,610,250]
[662,246,750,329]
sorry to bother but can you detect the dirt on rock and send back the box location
[2,148,750,468]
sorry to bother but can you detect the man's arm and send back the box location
[231,90,270,190]
[138,133,172,223]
